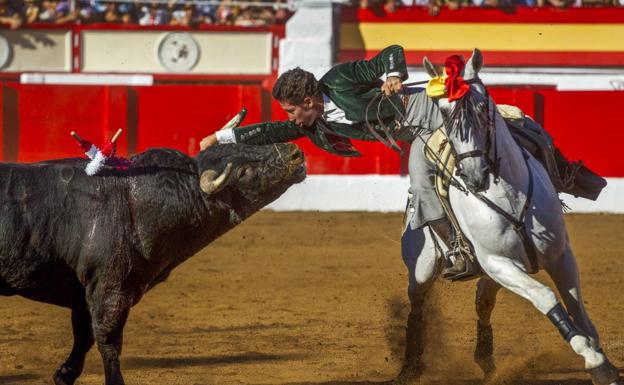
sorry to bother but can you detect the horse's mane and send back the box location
[445,91,492,142]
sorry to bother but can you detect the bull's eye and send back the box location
[236,166,254,182]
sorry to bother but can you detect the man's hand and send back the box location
[381,76,403,96]
[200,134,217,151]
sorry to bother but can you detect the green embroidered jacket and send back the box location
[231,45,409,157]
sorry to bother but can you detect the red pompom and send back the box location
[101,141,116,157]
[444,55,470,102]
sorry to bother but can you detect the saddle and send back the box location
[424,126,480,281]
[426,105,607,203]
[498,105,606,201]
[423,106,607,281]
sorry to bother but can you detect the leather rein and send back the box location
[368,78,539,273]
[444,80,539,273]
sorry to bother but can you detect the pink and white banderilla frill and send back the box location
[71,129,131,176]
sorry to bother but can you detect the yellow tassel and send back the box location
[426,76,448,98]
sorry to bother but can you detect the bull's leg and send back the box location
[53,306,95,385]
[395,225,442,384]
[474,277,501,380]
[90,293,130,385]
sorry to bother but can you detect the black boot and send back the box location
[429,218,480,281]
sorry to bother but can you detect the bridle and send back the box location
[365,74,539,273]
[443,78,538,273]
[444,78,500,183]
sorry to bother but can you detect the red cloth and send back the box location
[444,55,470,102]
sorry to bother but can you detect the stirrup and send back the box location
[442,249,481,282]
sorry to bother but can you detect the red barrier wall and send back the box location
[134,85,264,154]
[0,85,4,159]
[15,85,129,162]
[2,83,266,162]
[2,83,623,177]
[539,90,624,176]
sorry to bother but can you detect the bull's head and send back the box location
[196,143,306,217]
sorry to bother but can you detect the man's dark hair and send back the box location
[272,67,321,105]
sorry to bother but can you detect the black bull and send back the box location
[0,143,305,385]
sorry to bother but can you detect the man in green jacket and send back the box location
[200,45,473,279]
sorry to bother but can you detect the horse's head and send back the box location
[424,49,493,192]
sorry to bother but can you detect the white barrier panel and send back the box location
[267,175,624,213]
[21,73,153,86]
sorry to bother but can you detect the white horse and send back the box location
[398,49,621,385]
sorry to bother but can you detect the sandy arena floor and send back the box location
[0,212,622,385]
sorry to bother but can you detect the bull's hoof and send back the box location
[53,366,79,385]
[393,362,422,385]
[589,359,621,385]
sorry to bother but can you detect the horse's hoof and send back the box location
[476,355,496,376]
[589,359,621,385]
[393,363,422,385]
[53,366,77,385]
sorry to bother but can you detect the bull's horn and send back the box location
[200,163,233,194]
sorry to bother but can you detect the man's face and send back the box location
[279,97,320,129]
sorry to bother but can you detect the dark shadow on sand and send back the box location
[396,378,592,385]
[182,322,304,334]
[263,381,394,385]
[0,373,40,385]
[124,352,306,370]
[267,377,595,385]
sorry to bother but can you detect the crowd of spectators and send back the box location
[2,0,623,30]
[0,0,291,29]
[363,0,623,16]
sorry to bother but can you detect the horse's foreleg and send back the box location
[396,225,442,383]
[474,277,501,379]
[545,244,621,385]
[481,252,620,385]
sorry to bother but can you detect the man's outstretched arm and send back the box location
[200,121,306,150]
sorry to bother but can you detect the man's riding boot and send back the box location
[429,218,479,281]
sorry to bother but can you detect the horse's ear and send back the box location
[465,48,483,79]
[423,56,439,78]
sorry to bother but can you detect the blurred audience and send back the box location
[2,0,621,30]
[359,0,620,17]
[0,0,26,29]
[0,0,292,28]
